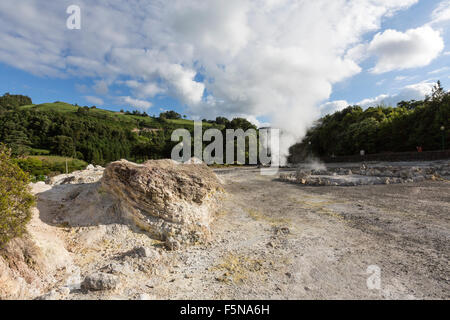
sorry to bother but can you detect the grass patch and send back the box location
[15,156,88,181]
[20,102,78,113]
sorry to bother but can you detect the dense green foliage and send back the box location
[14,156,88,181]
[0,93,260,176]
[289,82,450,161]
[0,144,35,247]
[0,93,32,111]
[159,110,182,119]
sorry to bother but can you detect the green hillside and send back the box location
[0,94,255,178]
[18,102,215,128]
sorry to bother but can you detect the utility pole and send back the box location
[441,126,446,151]
[66,158,68,174]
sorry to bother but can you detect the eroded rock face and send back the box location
[101,159,223,247]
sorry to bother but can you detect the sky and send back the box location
[0,0,449,157]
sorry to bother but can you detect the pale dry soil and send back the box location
[32,168,450,300]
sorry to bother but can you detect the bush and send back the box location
[0,144,35,247]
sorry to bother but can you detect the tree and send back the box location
[159,110,182,120]
[227,118,257,131]
[51,136,75,157]
[0,93,32,110]
[426,80,446,103]
[215,116,230,126]
[0,144,35,247]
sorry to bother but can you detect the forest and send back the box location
[0,93,256,178]
[288,81,449,162]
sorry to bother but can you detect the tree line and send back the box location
[0,93,258,173]
[289,81,450,162]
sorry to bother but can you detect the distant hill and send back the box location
[0,94,256,178]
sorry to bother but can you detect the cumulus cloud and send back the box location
[357,82,435,108]
[323,82,435,112]
[0,0,421,159]
[120,96,152,111]
[84,96,104,106]
[319,100,350,115]
[367,26,444,74]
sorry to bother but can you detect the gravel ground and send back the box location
[149,168,449,300]
[30,165,450,300]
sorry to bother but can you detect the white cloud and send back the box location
[394,75,418,82]
[0,0,420,159]
[93,80,109,95]
[319,100,349,115]
[84,96,104,106]
[428,66,450,75]
[357,82,434,107]
[121,96,152,110]
[367,26,444,74]
[323,82,435,113]
[120,80,165,99]
[431,0,450,24]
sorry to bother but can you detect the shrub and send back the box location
[0,144,35,247]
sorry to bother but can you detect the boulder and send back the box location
[101,159,223,245]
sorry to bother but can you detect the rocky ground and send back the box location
[1,161,449,300]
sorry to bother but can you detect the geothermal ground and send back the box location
[3,161,449,300]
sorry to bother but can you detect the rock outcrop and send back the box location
[101,159,223,248]
[47,165,104,185]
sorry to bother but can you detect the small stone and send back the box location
[134,246,158,259]
[165,237,181,251]
[81,272,119,291]
[102,261,132,275]
[138,293,154,300]
[57,286,71,297]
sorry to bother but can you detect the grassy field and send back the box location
[27,155,87,165]
[16,155,88,181]
[20,102,78,113]
[18,102,218,129]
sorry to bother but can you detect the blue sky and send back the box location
[0,0,449,130]
[328,0,450,106]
